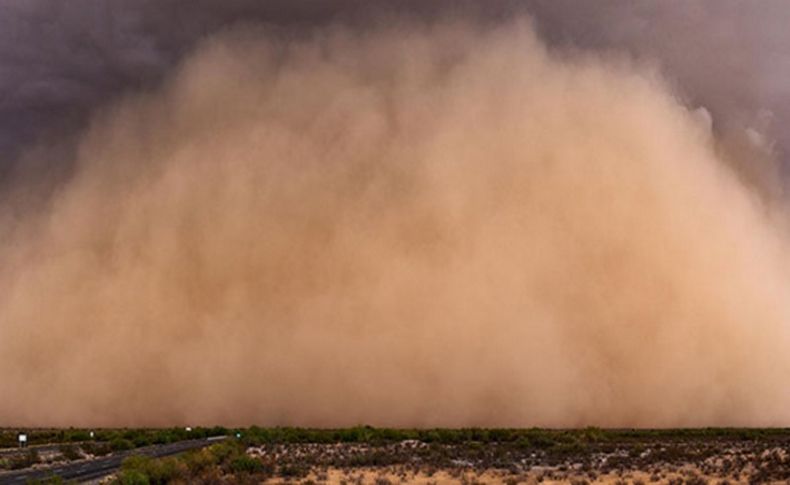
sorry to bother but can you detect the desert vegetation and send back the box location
[6,428,790,483]
[111,428,790,484]
[0,427,227,474]
[0,427,228,449]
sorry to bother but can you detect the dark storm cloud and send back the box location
[0,0,363,176]
[528,0,790,194]
[1,0,789,188]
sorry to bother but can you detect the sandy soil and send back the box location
[263,467,738,484]
[251,438,790,484]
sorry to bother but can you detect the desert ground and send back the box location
[6,428,789,484]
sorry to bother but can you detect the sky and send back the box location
[1,1,789,186]
[2,2,790,427]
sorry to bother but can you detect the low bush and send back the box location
[229,454,264,474]
[209,441,244,465]
[110,438,135,452]
[82,442,111,456]
[59,444,81,461]
[64,430,91,442]
[22,475,68,485]
[115,469,149,485]
[10,449,39,470]
[115,455,185,485]
[182,448,217,474]
[279,463,309,478]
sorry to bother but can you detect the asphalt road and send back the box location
[0,441,104,459]
[0,436,226,484]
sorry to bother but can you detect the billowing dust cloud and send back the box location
[1,18,790,428]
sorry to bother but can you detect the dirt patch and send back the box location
[248,436,790,484]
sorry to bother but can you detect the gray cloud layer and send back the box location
[2,1,790,183]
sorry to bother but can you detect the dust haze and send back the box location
[1,17,790,428]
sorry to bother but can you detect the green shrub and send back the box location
[131,435,151,448]
[229,454,264,474]
[10,449,39,470]
[65,430,91,442]
[209,441,243,464]
[115,469,149,485]
[118,455,184,485]
[279,463,308,478]
[58,444,81,461]
[206,426,228,437]
[110,438,135,452]
[24,475,67,485]
[82,442,111,456]
[182,448,217,474]
[121,455,152,472]
[150,432,173,445]
[152,458,184,484]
